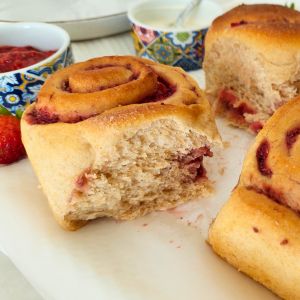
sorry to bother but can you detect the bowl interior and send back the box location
[0,22,69,51]
[129,0,223,31]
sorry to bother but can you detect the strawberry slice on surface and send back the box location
[0,115,26,164]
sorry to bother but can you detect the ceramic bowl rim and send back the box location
[0,22,70,76]
[128,0,220,33]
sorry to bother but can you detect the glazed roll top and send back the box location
[28,56,205,124]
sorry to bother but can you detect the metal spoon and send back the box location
[170,0,202,28]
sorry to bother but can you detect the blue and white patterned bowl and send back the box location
[0,22,73,116]
[128,0,223,71]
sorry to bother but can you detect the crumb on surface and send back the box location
[218,167,225,175]
[280,238,289,245]
[223,141,230,148]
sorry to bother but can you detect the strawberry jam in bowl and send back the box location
[0,45,56,73]
[0,22,73,117]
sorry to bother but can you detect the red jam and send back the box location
[219,89,255,116]
[231,20,248,27]
[286,127,300,151]
[256,139,273,177]
[0,46,56,73]
[142,77,176,103]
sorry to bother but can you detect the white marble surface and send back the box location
[0,252,41,300]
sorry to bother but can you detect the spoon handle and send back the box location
[175,0,202,27]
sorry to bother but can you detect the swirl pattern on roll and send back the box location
[26,56,204,124]
[240,97,300,213]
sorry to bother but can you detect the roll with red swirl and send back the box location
[209,96,300,299]
[22,55,221,230]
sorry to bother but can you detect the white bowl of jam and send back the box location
[0,22,73,116]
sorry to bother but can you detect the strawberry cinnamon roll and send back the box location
[27,56,207,124]
[209,96,300,299]
[21,56,221,230]
[204,4,300,133]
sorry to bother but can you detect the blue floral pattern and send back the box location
[165,32,198,50]
[131,24,208,71]
[0,46,73,115]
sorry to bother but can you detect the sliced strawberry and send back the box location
[0,115,26,164]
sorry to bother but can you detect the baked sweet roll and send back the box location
[21,56,221,230]
[204,4,300,133]
[208,96,300,299]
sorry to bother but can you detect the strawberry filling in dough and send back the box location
[178,146,213,182]
[219,88,263,132]
[27,76,177,125]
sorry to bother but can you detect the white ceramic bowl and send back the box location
[0,22,73,116]
[0,0,138,41]
[128,0,223,71]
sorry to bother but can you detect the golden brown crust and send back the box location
[209,187,300,300]
[240,96,300,213]
[209,96,300,298]
[22,56,220,230]
[211,4,300,29]
[34,55,205,123]
[24,101,219,143]
[57,216,88,231]
[206,4,300,56]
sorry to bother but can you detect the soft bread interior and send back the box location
[204,37,300,126]
[22,103,219,231]
[68,119,213,222]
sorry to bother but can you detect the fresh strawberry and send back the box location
[0,115,26,164]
